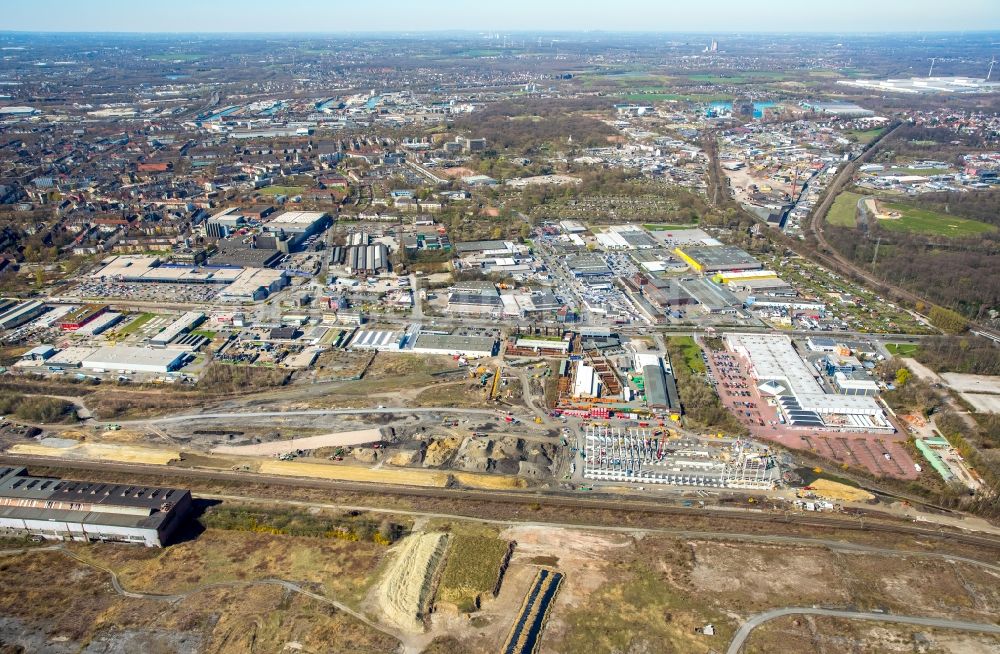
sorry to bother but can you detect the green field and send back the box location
[886,343,919,356]
[436,536,511,612]
[643,223,699,231]
[878,202,996,238]
[827,191,866,227]
[885,167,952,176]
[258,185,306,196]
[845,128,885,144]
[623,92,730,103]
[147,53,204,62]
[115,313,156,337]
[687,71,791,84]
[669,336,705,375]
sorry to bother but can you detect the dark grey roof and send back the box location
[448,292,502,307]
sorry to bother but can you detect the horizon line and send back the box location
[2,28,999,36]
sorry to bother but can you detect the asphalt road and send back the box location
[137,405,512,425]
[727,607,1000,654]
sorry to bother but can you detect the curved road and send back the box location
[727,607,1000,654]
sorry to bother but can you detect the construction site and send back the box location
[582,426,780,489]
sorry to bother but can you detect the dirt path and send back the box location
[0,544,416,652]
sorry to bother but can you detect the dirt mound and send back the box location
[375,532,449,632]
[424,436,462,467]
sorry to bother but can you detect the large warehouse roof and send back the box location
[82,346,186,372]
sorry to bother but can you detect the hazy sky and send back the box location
[2,0,999,33]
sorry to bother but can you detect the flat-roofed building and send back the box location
[674,245,762,273]
[447,292,502,316]
[725,333,892,433]
[59,304,109,331]
[0,300,48,330]
[81,346,187,374]
[151,312,205,347]
[349,329,403,352]
[411,333,497,358]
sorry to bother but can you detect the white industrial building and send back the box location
[151,311,205,346]
[573,360,601,398]
[349,329,403,351]
[82,346,187,374]
[725,333,893,433]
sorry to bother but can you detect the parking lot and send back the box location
[70,280,221,303]
[705,348,919,480]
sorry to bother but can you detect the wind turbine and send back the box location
[988,57,997,81]
[928,58,937,77]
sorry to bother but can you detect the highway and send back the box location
[727,607,1000,654]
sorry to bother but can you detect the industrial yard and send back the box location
[1,16,1000,654]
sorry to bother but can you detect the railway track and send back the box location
[3,454,999,552]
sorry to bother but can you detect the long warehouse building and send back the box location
[0,466,191,547]
[0,300,48,330]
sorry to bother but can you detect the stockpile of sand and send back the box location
[808,478,875,503]
[259,460,449,487]
[423,436,461,467]
[8,440,179,465]
[453,436,491,472]
[376,532,450,632]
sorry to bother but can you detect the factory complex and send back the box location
[0,467,191,547]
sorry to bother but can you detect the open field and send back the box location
[622,92,731,103]
[257,185,306,196]
[670,335,705,374]
[688,71,792,83]
[743,616,1000,654]
[878,201,996,238]
[939,373,1000,395]
[452,472,528,490]
[886,342,919,356]
[436,535,512,612]
[827,191,865,227]
[803,478,875,503]
[113,312,156,337]
[0,534,397,653]
[886,167,953,176]
[549,534,1000,654]
[71,526,387,601]
[845,128,885,144]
